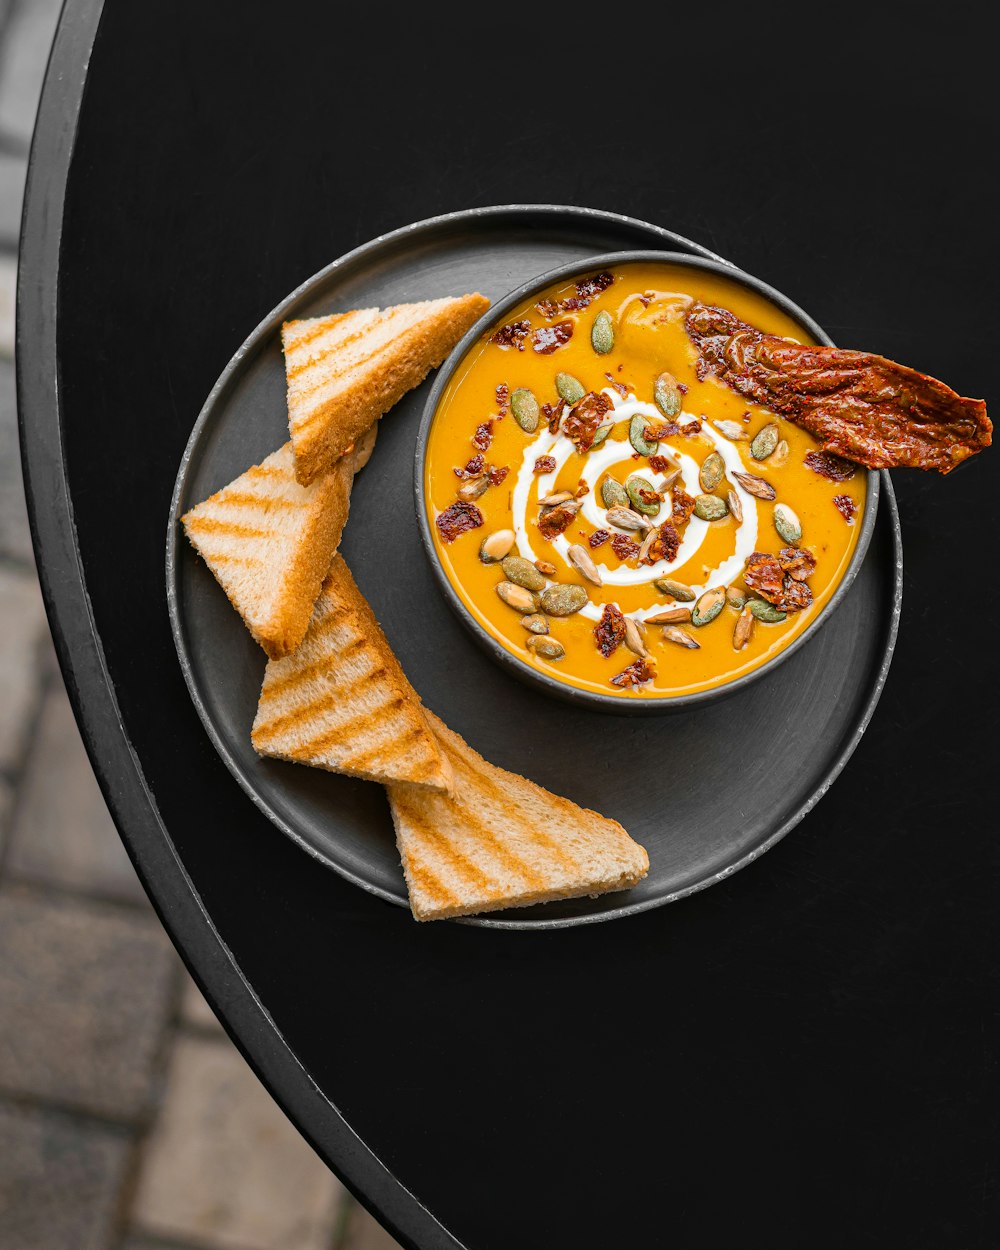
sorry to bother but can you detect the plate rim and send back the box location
[165,204,903,930]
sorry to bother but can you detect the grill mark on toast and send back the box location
[259,635,366,700]
[283,312,354,355]
[182,516,270,539]
[210,491,300,510]
[408,820,497,898]
[399,845,460,912]
[439,798,550,891]
[339,721,425,773]
[280,690,405,763]
[253,665,389,744]
[196,552,263,567]
[285,318,383,383]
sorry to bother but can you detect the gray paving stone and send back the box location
[0,356,34,562]
[132,1035,344,1250]
[0,563,46,772]
[0,0,63,144]
[6,677,149,903]
[0,1099,130,1250]
[0,147,26,243]
[0,886,178,1120]
[0,252,14,357]
[341,1200,404,1250]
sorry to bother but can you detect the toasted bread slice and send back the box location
[251,555,452,792]
[387,713,649,921]
[181,440,363,659]
[282,292,490,484]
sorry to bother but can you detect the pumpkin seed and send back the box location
[567,544,603,586]
[606,506,652,532]
[629,412,659,456]
[624,617,648,657]
[646,606,692,624]
[733,607,754,650]
[527,635,565,660]
[496,581,537,613]
[654,371,682,418]
[591,422,613,449]
[521,613,549,635]
[534,559,556,576]
[479,529,515,563]
[626,475,660,515]
[510,387,540,433]
[699,451,725,492]
[658,465,681,491]
[693,493,728,522]
[725,585,746,610]
[749,599,786,623]
[501,555,546,592]
[653,578,696,602]
[691,586,726,627]
[540,489,574,506]
[773,503,802,545]
[731,471,776,501]
[601,478,630,509]
[772,438,790,467]
[662,625,700,649]
[713,419,749,440]
[591,310,614,354]
[459,477,488,501]
[555,372,586,404]
[638,527,657,563]
[727,488,743,524]
[750,422,779,461]
[540,584,589,616]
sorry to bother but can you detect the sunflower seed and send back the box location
[591,422,613,449]
[540,584,589,616]
[601,478,630,509]
[653,578,695,601]
[479,529,515,563]
[496,581,537,612]
[694,494,728,522]
[749,599,787,623]
[654,371,682,418]
[713,419,749,440]
[658,466,682,491]
[646,606,692,624]
[624,617,648,657]
[773,503,802,545]
[459,477,488,501]
[638,527,657,562]
[527,635,565,660]
[511,387,540,433]
[606,506,652,532]
[662,625,700,649]
[502,555,546,591]
[540,490,574,506]
[567,544,603,585]
[629,412,659,456]
[772,438,790,467]
[521,613,549,635]
[725,585,746,610]
[555,372,586,404]
[727,488,743,524]
[750,422,779,460]
[591,310,614,354]
[699,451,725,492]
[732,471,776,500]
[733,607,754,650]
[626,475,660,515]
[691,586,726,627]
[534,559,556,576]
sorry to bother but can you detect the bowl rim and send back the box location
[414,249,880,713]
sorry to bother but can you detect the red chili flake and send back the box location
[563,390,613,452]
[487,464,509,486]
[833,494,858,523]
[537,504,577,541]
[778,547,816,582]
[472,420,494,451]
[594,603,627,658]
[611,533,640,560]
[574,270,615,302]
[491,320,530,350]
[542,402,562,434]
[805,450,856,481]
[643,422,680,442]
[605,372,629,398]
[531,321,574,354]
[436,501,483,543]
[645,521,681,565]
[672,488,696,527]
[535,298,561,320]
[610,657,655,688]
[454,453,485,479]
[533,455,557,475]
[589,529,610,549]
[495,382,509,417]
[681,420,702,436]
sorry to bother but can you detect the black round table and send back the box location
[19,6,997,1246]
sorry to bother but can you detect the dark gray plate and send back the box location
[166,205,903,929]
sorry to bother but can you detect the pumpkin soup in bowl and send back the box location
[417,253,877,710]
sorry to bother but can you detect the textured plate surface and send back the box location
[166,206,902,929]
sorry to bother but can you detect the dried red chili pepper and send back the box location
[537,504,577,541]
[804,449,855,481]
[778,547,816,582]
[672,488,696,528]
[588,529,610,549]
[744,552,786,602]
[491,320,530,351]
[643,423,680,441]
[495,382,509,418]
[594,603,626,658]
[562,391,613,453]
[436,501,483,543]
[611,533,640,560]
[531,321,574,355]
[453,453,485,479]
[833,494,858,523]
[644,522,680,565]
[533,455,557,475]
[487,465,509,486]
[610,658,654,688]
[472,420,494,451]
[680,420,702,436]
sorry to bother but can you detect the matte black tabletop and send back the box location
[19,6,997,1246]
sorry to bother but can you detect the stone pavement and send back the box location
[0,4,400,1247]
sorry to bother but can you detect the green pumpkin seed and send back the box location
[540,584,589,617]
[479,529,516,563]
[521,613,549,635]
[693,494,728,522]
[555,372,586,404]
[591,311,614,355]
[510,387,539,433]
[629,412,658,456]
[725,585,747,610]
[501,555,546,592]
[699,451,725,492]
[773,503,802,545]
[626,475,660,515]
[590,422,613,449]
[662,625,699,649]
[496,581,537,613]
[727,488,743,524]
[691,587,726,627]
[527,635,566,660]
[601,477,630,509]
[653,578,696,602]
[750,422,780,461]
[732,471,776,501]
[654,371,682,418]
[733,608,754,650]
[749,599,786,623]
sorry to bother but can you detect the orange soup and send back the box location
[425,262,867,699]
